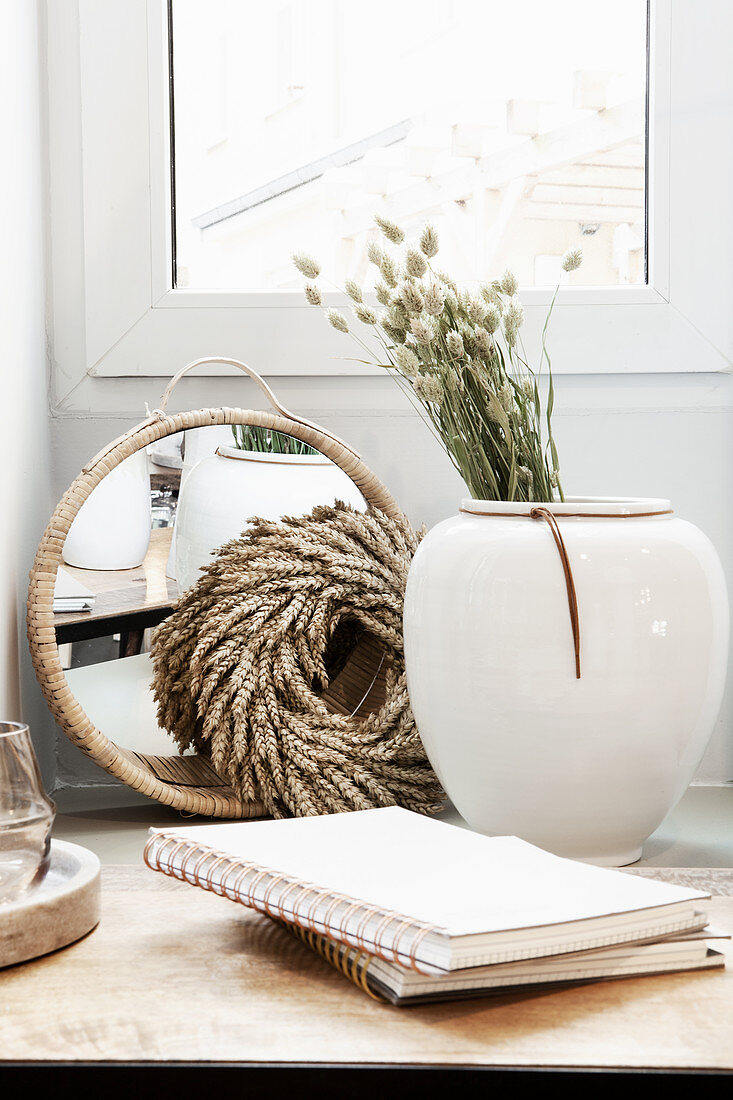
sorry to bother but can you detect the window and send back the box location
[46,0,732,391]
[171,0,648,290]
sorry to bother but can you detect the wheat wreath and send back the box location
[151,502,444,819]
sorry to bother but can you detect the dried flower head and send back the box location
[499,383,515,413]
[473,327,493,358]
[503,297,525,347]
[389,302,408,330]
[345,280,363,303]
[367,240,383,266]
[399,282,424,315]
[466,296,487,325]
[326,309,349,333]
[419,224,439,259]
[413,375,444,404]
[521,377,535,399]
[381,319,407,345]
[480,283,502,308]
[405,248,428,279]
[410,316,433,345]
[379,254,399,289]
[375,281,392,306]
[484,303,501,334]
[446,330,465,358]
[374,214,405,245]
[500,269,519,296]
[353,303,377,325]
[423,282,446,316]
[562,248,583,272]
[459,324,476,356]
[292,252,321,280]
[550,470,560,488]
[395,345,421,377]
[436,271,458,294]
[304,283,322,306]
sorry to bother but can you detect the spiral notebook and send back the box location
[53,568,95,613]
[144,807,711,975]
[278,921,725,1005]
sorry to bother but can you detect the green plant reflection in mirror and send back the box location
[231,424,319,456]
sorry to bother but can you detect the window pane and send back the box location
[171,0,647,290]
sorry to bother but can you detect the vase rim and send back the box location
[460,496,673,518]
[0,722,30,738]
[216,445,331,466]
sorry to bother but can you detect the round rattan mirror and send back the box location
[27,359,406,818]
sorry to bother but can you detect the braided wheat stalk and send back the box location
[151,504,444,818]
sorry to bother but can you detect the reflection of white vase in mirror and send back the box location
[182,425,234,468]
[148,430,183,471]
[62,451,152,571]
[175,445,367,593]
[64,653,194,757]
[165,425,234,580]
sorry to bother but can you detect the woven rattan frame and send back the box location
[27,361,403,818]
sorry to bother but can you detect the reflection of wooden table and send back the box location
[149,461,181,492]
[2,867,733,1080]
[54,527,179,646]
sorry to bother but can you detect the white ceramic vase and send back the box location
[165,426,235,581]
[403,497,729,866]
[62,450,152,570]
[175,445,367,592]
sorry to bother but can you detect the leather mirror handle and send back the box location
[155,357,360,458]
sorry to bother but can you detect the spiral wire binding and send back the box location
[144,831,442,974]
[276,920,387,1003]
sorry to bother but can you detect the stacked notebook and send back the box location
[144,807,725,1005]
[53,568,96,613]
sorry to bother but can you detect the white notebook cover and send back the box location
[145,807,708,970]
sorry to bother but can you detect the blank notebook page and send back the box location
[149,806,706,936]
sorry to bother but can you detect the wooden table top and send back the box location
[2,866,733,1072]
[53,527,178,630]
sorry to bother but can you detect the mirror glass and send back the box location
[52,422,367,759]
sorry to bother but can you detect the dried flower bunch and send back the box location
[293,222,582,501]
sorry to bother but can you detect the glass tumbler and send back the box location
[0,723,55,902]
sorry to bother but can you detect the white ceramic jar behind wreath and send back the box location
[175,445,367,593]
[403,496,729,866]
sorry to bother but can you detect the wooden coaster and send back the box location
[0,839,101,968]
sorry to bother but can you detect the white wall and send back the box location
[50,367,733,787]
[1,0,55,783]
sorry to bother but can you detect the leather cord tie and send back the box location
[459,505,674,681]
[529,507,581,679]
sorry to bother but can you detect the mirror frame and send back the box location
[27,404,403,817]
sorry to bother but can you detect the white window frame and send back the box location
[46,0,733,405]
